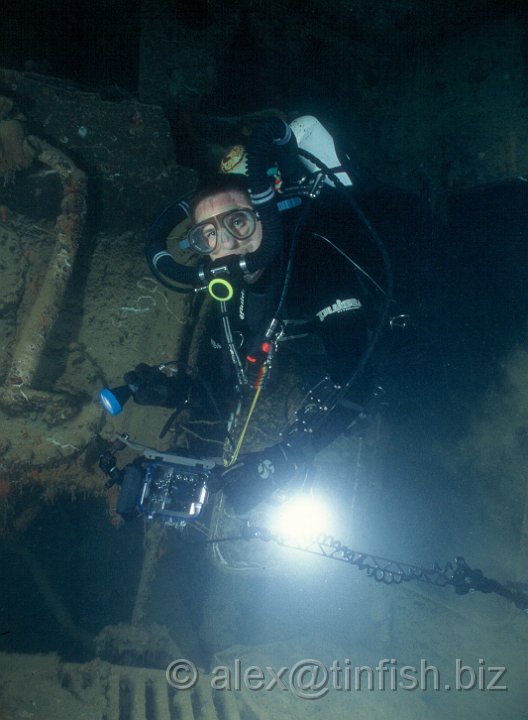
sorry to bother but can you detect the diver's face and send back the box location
[192,190,262,261]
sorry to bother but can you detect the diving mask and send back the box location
[186,208,259,254]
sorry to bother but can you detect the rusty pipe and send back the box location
[1,136,86,406]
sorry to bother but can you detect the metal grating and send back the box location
[0,653,246,720]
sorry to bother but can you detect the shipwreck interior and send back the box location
[1,1,528,719]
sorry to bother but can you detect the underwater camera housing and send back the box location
[139,461,209,527]
[114,435,215,529]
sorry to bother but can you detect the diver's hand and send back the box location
[98,450,124,488]
[124,364,190,407]
[98,450,117,476]
[221,443,298,514]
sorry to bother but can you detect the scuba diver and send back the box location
[99,115,392,515]
[97,125,528,619]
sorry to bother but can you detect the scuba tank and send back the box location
[289,115,353,188]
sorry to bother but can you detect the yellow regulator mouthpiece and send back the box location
[208,277,234,302]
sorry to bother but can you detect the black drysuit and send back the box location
[204,186,384,512]
[203,185,379,395]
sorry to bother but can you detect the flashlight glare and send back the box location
[272,493,331,542]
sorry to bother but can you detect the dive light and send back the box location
[99,385,134,415]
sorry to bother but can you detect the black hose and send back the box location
[272,197,314,321]
[239,117,296,274]
[296,148,394,420]
[145,193,204,288]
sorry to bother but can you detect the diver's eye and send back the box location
[224,210,255,239]
[230,217,247,233]
[201,224,217,247]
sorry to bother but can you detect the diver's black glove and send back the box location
[99,451,124,488]
[124,363,191,407]
[99,450,117,476]
[221,443,300,514]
